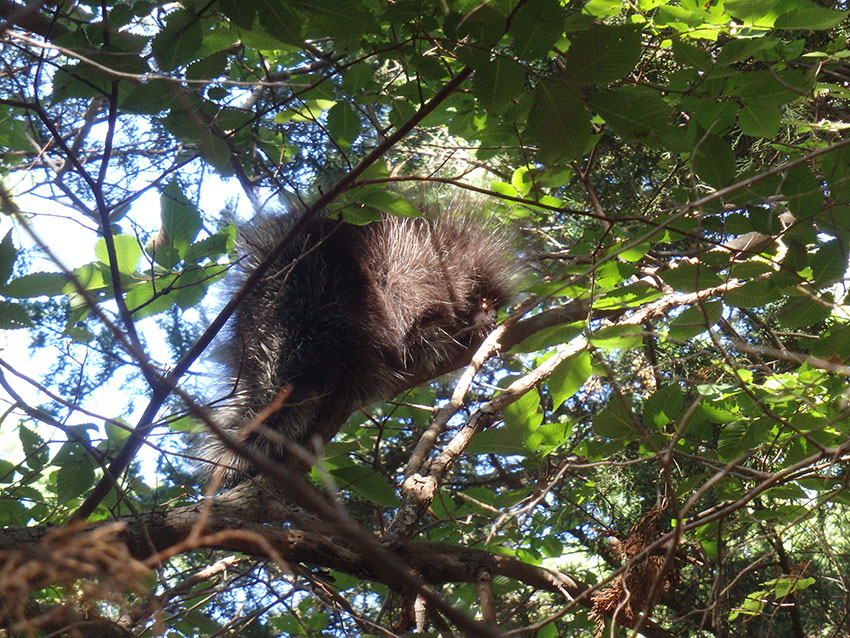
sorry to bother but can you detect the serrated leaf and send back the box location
[659,263,723,292]
[2,272,67,298]
[811,324,850,360]
[723,280,780,308]
[54,443,95,503]
[739,100,780,138]
[471,55,526,114]
[693,134,735,188]
[775,1,847,29]
[527,80,591,164]
[782,164,823,219]
[348,189,421,218]
[672,39,713,71]
[593,283,665,310]
[512,322,583,353]
[644,385,684,429]
[161,181,202,251]
[774,294,832,328]
[120,81,173,115]
[330,465,398,507]
[589,324,643,349]
[186,51,229,81]
[527,421,573,457]
[589,86,672,138]
[183,226,236,264]
[0,230,16,285]
[718,418,772,459]
[125,275,178,318]
[503,386,543,431]
[290,0,374,45]
[218,0,257,29]
[151,8,202,72]
[467,423,531,456]
[593,401,635,439]
[342,64,372,93]
[510,0,564,59]
[94,235,142,275]
[668,301,723,340]
[725,0,779,21]
[583,0,623,18]
[562,24,641,86]
[0,300,31,328]
[548,350,592,410]
[20,426,48,471]
[326,102,361,145]
[454,3,506,47]
[810,240,845,285]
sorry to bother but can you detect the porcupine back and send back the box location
[199,208,515,486]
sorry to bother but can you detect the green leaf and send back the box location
[589,324,643,349]
[527,421,574,457]
[588,86,672,139]
[161,181,203,252]
[2,272,67,298]
[329,465,399,507]
[718,418,772,459]
[94,235,142,276]
[186,51,229,81]
[739,100,781,138]
[509,0,564,59]
[120,81,173,115]
[725,0,780,22]
[527,80,591,164]
[593,400,635,439]
[342,64,373,93]
[723,280,780,308]
[562,24,641,86]
[125,275,178,318]
[809,240,845,286]
[218,0,257,29]
[593,283,664,310]
[774,293,832,328]
[512,322,584,353]
[775,0,847,30]
[326,102,361,145]
[782,164,823,219]
[347,189,421,218]
[20,426,48,471]
[583,0,624,19]
[183,226,236,264]
[467,423,531,456]
[672,39,713,71]
[289,0,375,45]
[0,230,16,285]
[693,134,735,188]
[548,350,592,410]
[453,4,506,47]
[659,263,723,292]
[644,385,684,429]
[811,324,850,360]
[151,8,202,72]
[0,300,31,328]
[668,301,723,340]
[471,55,526,114]
[503,386,543,431]
[54,442,96,504]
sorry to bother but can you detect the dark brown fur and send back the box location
[200,209,515,485]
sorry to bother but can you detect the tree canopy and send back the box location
[2,0,850,636]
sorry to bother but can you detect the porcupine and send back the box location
[200,204,516,487]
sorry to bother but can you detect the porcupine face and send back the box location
[199,209,516,487]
